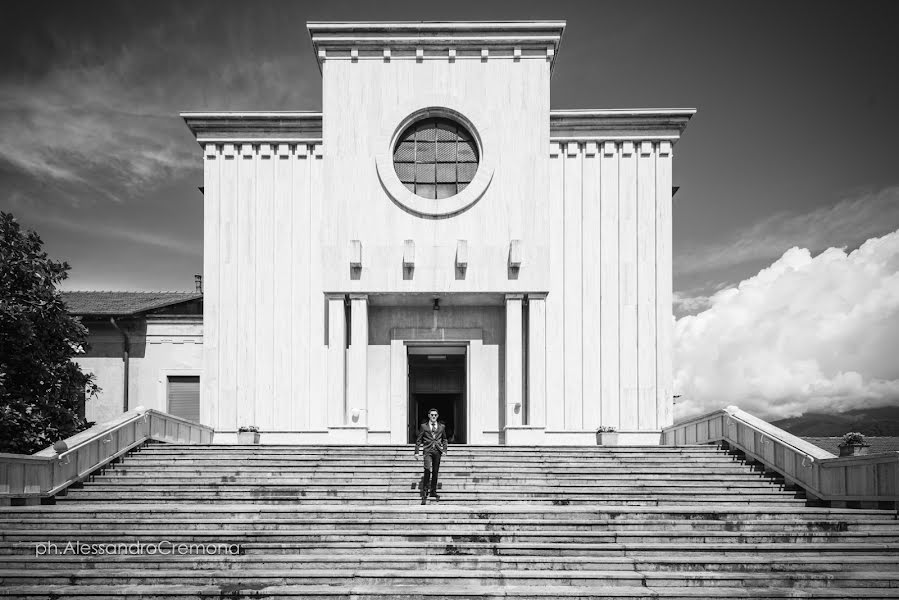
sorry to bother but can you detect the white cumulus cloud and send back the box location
[674,228,899,421]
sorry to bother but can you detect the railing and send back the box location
[662,405,899,507]
[0,406,214,501]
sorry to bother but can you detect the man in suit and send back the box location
[414,408,447,505]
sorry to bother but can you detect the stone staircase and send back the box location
[1,443,897,598]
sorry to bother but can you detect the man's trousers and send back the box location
[420,449,442,498]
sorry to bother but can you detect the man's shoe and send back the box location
[420,497,427,505]
[429,493,440,501]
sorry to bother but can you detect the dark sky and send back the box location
[1,1,898,305]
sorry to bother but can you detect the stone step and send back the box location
[124,457,745,466]
[6,527,897,545]
[77,481,791,493]
[8,504,878,520]
[5,553,898,572]
[92,477,785,490]
[5,583,899,599]
[9,540,898,557]
[126,452,744,460]
[120,450,745,458]
[132,452,735,461]
[14,517,888,532]
[12,440,899,598]
[61,483,796,495]
[139,444,726,452]
[105,467,769,477]
[57,494,807,507]
[109,466,766,476]
[2,567,898,588]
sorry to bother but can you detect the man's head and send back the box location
[427,408,439,424]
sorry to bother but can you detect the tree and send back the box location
[0,212,97,454]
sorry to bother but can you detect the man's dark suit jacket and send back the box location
[415,422,448,455]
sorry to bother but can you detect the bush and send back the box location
[840,431,867,446]
[0,212,97,454]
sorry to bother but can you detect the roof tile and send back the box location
[62,291,202,316]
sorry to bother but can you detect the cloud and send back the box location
[675,186,899,276]
[0,74,197,199]
[673,228,899,421]
[0,8,319,202]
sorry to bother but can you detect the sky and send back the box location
[1,1,898,420]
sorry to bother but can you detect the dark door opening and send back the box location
[408,349,466,444]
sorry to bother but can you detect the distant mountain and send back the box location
[771,405,899,437]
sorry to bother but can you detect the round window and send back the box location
[392,117,479,200]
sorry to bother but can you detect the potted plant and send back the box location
[237,425,260,444]
[596,426,618,446]
[838,432,869,457]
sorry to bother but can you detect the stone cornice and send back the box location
[550,109,697,142]
[182,108,695,146]
[181,112,322,144]
[307,21,566,71]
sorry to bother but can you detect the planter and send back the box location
[596,432,619,446]
[838,443,869,457]
[237,431,260,444]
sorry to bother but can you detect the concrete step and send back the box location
[60,483,797,495]
[2,567,898,588]
[11,441,899,598]
[9,540,898,557]
[137,443,728,456]
[76,481,793,493]
[8,498,880,523]
[13,516,890,532]
[5,583,899,599]
[104,466,771,478]
[91,479,788,491]
[5,553,899,573]
[56,494,808,507]
[7,504,881,520]
[103,464,775,476]
[124,455,745,465]
[6,526,898,544]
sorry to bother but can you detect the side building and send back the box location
[64,292,203,425]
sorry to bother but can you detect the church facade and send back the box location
[182,21,694,445]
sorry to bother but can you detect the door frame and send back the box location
[404,341,469,445]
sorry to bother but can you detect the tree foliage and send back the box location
[0,212,97,454]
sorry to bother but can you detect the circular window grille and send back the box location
[392,117,480,200]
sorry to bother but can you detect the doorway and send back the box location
[407,346,466,444]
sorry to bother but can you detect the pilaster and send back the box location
[348,294,369,426]
[326,294,347,427]
[504,294,524,428]
[527,293,547,428]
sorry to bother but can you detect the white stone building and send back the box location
[177,21,692,445]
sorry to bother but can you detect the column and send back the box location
[348,294,368,426]
[326,294,346,427]
[527,293,547,428]
[505,294,524,428]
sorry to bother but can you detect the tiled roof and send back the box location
[62,291,202,316]
[803,436,899,455]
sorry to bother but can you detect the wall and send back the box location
[366,304,505,444]
[321,54,551,294]
[76,317,203,425]
[545,140,674,435]
[201,141,326,436]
